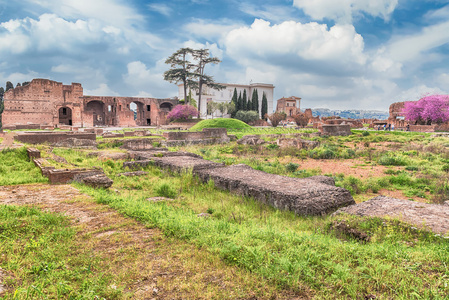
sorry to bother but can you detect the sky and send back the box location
[1,0,449,111]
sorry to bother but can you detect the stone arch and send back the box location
[130,101,145,126]
[86,100,105,126]
[160,102,173,112]
[58,106,72,126]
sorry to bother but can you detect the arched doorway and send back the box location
[59,107,72,126]
[130,101,145,126]
[86,100,105,126]
[160,102,173,112]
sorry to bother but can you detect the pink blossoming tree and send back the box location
[403,95,449,125]
[166,104,198,122]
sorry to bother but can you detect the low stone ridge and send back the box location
[148,156,225,173]
[276,138,319,149]
[15,132,96,144]
[196,164,355,216]
[27,148,41,159]
[120,138,164,150]
[81,174,113,189]
[163,128,230,146]
[237,135,265,145]
[320,124,352,136]
[117,171,148,177]
[53,138,98,149]
[88,151,130,160]
[128,150,202,161]
[334,196,449,235]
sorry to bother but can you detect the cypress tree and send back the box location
[251,90,257,112]
[261,92,268,120]
[242,89,247,111]
[231,88,238,117]
[237,91,242,111]
[253,89,259,113]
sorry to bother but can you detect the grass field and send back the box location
[1,128,448,299]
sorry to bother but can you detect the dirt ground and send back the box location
[0,184,307,299]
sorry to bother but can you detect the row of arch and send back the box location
[58,100,174,126]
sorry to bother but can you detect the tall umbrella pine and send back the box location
[192,49,225,117]
[163,48,195,104]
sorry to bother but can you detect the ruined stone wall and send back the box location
[319,124,352,136]
[163,128,228,141]
[15,132,96,144]
[2,78,179,128]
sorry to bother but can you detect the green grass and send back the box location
[0,147,48,185]
[189,118,252,131]
[0,205,122,299]
[73,163,449,299]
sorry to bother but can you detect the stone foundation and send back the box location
[319,124,352,136]
[124,155,355,216]
[15,132,96,145]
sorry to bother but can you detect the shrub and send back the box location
[155,182,177,198]
[235,110,259,124]
[167,104,198,122]
[267,112,286,127]
[285,162,299,172]
[293,113,308,127]
[362,131,370,136]
[378,153,408,166]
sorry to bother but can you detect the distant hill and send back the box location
[311,108,389,120]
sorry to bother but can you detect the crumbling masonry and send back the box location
[3,78,179,128]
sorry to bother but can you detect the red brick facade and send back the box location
[3,78,178,127]
[275,96,301,121]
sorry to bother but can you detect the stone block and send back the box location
[81,174,113,189]
[195,164,355,216]
[334,196,449,235]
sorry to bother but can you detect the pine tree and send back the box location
[261,92,268,120]
[163,47,195,105]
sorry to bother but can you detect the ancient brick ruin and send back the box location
[3,78,178,128]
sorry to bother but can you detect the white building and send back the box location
[178,83,275,117]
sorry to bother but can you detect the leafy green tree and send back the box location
[235,110,259,124]
[192,49,225,116]
[261,92,268,120]
[164,47,194,105]
[5,81,13,92]
[16,83,21,87]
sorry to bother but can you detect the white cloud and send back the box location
[394,85,447,102]
[123,60,174,98]
[225,19,366,73]
[148,3,172,17]
[183,19,242,41]
[387,20,449,62]
[84,83,119,96]
[293,0,398,23]
[27,0,143,28]
[239,3,298,23]
[0,71,39,86]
